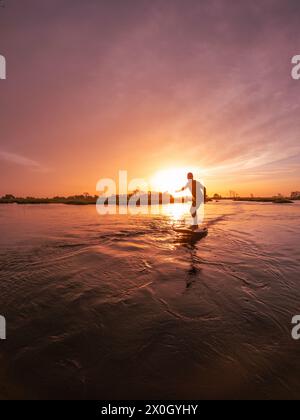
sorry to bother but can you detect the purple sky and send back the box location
[1,0,300,196]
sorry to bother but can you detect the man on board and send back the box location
[176,172,206,230]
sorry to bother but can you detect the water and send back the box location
[0,201,300,399]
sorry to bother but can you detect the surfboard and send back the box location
[173,227,208,238]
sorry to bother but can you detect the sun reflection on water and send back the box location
[160,203,191,224]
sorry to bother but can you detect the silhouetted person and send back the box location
[176,172,206,230]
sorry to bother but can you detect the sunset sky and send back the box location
[1,0,300,197]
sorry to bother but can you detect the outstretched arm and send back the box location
[175,185,187,193]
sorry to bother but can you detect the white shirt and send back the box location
[184,180,205,206]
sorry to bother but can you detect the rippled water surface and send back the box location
[1,202,300,399]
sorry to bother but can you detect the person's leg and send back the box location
[190,204,198,229]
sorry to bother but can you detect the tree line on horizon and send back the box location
[1,190,299,205]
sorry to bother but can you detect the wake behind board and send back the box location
[174,227,208,239]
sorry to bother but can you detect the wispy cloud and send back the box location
[0,151,48,172]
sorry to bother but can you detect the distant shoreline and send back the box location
[235,197,294,204]
[0,196,296,205]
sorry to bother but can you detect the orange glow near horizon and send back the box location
[150,167,204,195]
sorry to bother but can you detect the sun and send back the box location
[150,167,199,195]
